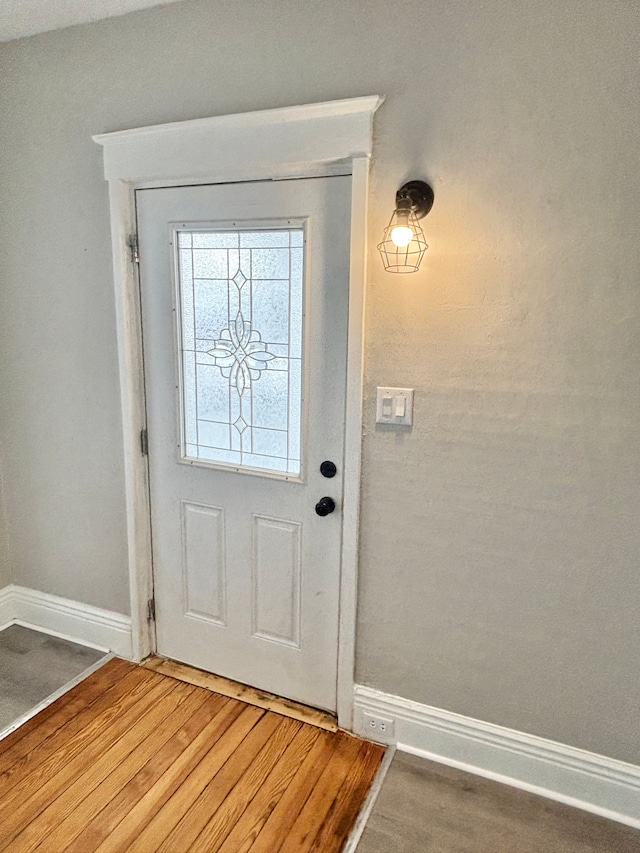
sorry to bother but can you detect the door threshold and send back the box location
[142,655,338,732]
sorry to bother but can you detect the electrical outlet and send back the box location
[361,711,395,742]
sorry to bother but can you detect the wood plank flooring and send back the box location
[0,658,384,852]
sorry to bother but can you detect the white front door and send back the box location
[136,176,351,712]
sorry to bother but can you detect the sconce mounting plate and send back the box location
[397,180,434,219]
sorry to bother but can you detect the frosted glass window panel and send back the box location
[251,280,290,343]
[240,231,291,248]
[183,351,197,445]
[192,249,229,279]
[252,427,288,459]
[194,280,229,340]
[195,364,230,422]
[251,248,290,280]
[269,344,289,357]
[179,251,195,349]
[288,358,302,461]
[243,454,288,472]
[289,248,303,357]
[252,369,290,431]
[192,231,238,249]
[199,447,241,466]
[193,343,217,367]
[198,419,231,450]
[177,228,304,475]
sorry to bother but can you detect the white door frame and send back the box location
[93,95,383,728]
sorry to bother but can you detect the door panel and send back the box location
[137,177,351,711]
[251,514,301,646]
[181,501,226,626]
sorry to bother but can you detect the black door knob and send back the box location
[315,496,336,516]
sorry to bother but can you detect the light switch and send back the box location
[376,387,414,426]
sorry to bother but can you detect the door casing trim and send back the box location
[93,95,384,729]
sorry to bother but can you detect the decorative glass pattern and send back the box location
[177,228,304,475]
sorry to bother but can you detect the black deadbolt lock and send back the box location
[320,460,337,478]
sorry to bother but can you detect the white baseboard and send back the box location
[354,685,640,830]
[0,585,13,631]
[0,584,132,659]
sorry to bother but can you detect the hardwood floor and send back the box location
[0,658,384,852]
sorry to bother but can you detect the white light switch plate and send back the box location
[376,387,414,425]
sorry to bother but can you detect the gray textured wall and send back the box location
[0,0,638,763]
[0,456,9,588]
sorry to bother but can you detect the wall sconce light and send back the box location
[378,180,434,273]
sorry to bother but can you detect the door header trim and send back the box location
[94,96,384,184]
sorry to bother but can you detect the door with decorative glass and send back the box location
[136,176,350,712]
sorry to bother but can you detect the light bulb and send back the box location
[390,225,413,247]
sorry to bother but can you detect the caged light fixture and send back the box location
[378,180,434,273]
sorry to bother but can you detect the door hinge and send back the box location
[128,233,140,265]
[140,427,148,456]
[147,598,156,623]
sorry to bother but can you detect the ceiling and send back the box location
[0,0,181,42]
